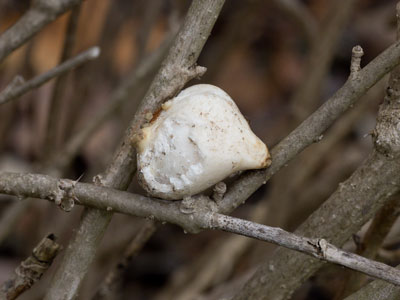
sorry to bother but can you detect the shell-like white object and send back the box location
[136,84,271,200]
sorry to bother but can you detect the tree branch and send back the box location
[211,213,400,286]
[1,172,400,288]
[0,47,100,105]
[0,234,60,300]
[0,0,82,62]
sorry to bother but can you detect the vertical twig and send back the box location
[44,4,82,155]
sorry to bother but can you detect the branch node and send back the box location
[93,174,106,186]
[52,178,79,212]
[313,134,324,143]
[350,45,364,80]
[191,65,207,79]
[316,238,329,258]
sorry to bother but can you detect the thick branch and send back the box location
[0,0,82,62]
[0,47,100,105]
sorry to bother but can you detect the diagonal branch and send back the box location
[0,0,82,62]
[0,47,100,105]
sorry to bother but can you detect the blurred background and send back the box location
[0,0,399,299]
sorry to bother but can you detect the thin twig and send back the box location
[1,173,400,287]
[45,4,82,155]
[211,213,400,286]
[0,47,100,105]
[43,1,225,299]
[0,234,61,300]
[0,0,82,62]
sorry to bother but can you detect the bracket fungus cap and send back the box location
[136,84,271,200]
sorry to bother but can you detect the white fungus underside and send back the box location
[137,84,269,200]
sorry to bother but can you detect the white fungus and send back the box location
[136,84,271,200]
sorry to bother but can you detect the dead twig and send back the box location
[0,234,61,300]
[0,47,100,106]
